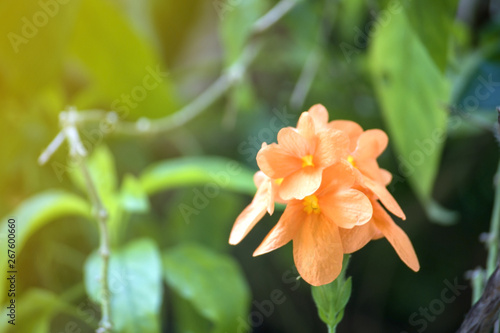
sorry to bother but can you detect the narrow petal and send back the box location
[316,129,349,167]
[339,222,378,253]
[307,104,329,128]
[320,188,373,229]
[257,143,301,179]
[253,203,304,256]
[372,203,420,272]
[355,129,388,160]
[380,168,393,186]
[253,171,267,188]
[364,177,406,220]
[296,112,316,142]
[229,181,272,245]
[293,214,344,286]
[279,167,323,200]
[277,127,310,157]
[329,120,363,152]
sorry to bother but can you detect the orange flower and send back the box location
[252,161,373,286]
[257,111,349,200]
[229,170,285,245]
[340,188,420,272]
[309,104,405,219]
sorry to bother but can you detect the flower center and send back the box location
[303,195,321,214]
[301,155,315,168]
[347,155,356,168]
[274,178,284,185]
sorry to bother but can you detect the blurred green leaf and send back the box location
[219,0,267,66]
[369,11,449,203]
[0,0,80,95]
[140,156,255,196]
[404,0,459,71]
[0,289,70,333]
[311,256,352,332]
[70,0,178,119]
[0,191,90,303]
[120,174,150,213]
[84,238,162,333]
[163,243,250,333]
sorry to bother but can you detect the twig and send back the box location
[457,267,500,333]
[252,0,298,34]
[44,108,113,333]
[487,160,500,278]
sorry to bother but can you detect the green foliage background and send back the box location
[1,0,500,332]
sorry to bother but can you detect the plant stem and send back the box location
[487,160,500,278]
[59,108,113,333]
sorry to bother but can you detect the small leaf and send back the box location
[163,243,250,333]
[120,174,150,213]
[311,255,352,332]
[84,238,163,333]
[369,10,449,203]
[0,190,90,303]
[140,156,255,196]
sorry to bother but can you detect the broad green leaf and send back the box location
[0,1,80,95]
[0,191,90,303]
[120,174,150,213]
[311,255,352,332]
[0,288,72,333]
[218,0,267,65]
[369,11,449,203]
[70,0,178,119]
[140,156,255,196]
[404,0,459,71]
[163,243,250,333]
[84,238,162,333]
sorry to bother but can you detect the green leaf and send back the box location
[218,0,267,66]
[84,238,163,333]
[369,10,449,203]
[0,190,90,303]
[140,156,255,196]
[404,0,459,71]
[120,174,150,213]
[311,255,352,332]
[163,243,250,333]
[0,289,72,333]
[70,0,178,119]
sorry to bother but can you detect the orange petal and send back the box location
[279,167,323,200]
[364,177,406,220]
[257,143,301,179]
[277,127,310,157]
[253,203,303,256]
[380,168,393,186]
[318,160,356,195]
[320,189,373,229]
[316,129,349,167]
[229,180,272,245]
[329,120,363,152]
[355,129,388,160]
[371,203,420,272]
[307,104,329,128]
[293,214,344,286]
[339,222,378,253]
[297,112,316,142]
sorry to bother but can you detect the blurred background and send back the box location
[1,0,500,332]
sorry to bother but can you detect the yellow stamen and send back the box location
[347,155,356,168]
[303,195,321,215]
[301,155,315,168]
[274,178,284,185]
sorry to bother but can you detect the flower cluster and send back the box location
[229,104,419,286]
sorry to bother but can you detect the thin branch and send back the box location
[38,131,65,165]
[487,160,500,278]
[252,0,298,34]
[54,108,113,333]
